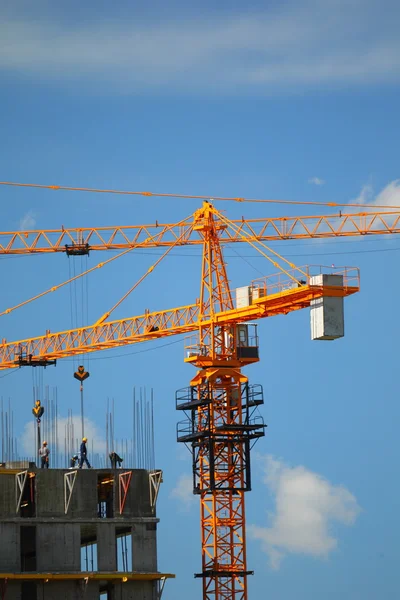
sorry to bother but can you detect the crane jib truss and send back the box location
[0,275,359,370]
[1,209,400,254]
[1,200,364,600]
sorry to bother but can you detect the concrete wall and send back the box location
[132,523,157,572]
[113,581,156,600]
[116,471,153,519]
[36,524,81,572]
[0,475,16,517]
[0,524,20,571]
[0,469,155,520]
[3,582,21,600]
[36,470,98,519]
[97,522,117,571]
[35,470,64,517]
[69,471,99,519]
[36,581,99,600]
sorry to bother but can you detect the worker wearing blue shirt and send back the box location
[79,437,91,469]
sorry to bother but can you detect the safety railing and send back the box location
[177,418,210,442]
[184,336,209,361]
[247,384,264,407]
[249,265,360,300]
[176,385,211,410]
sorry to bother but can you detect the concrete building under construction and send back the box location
[0,464,172,600]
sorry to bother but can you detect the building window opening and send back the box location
[81,525,98,572]
[99,586,113,599]
[21,582,37,600]
[20,526,36,572]
[116,528,132,572]
[97,474,114,518]
[81,542,98,572]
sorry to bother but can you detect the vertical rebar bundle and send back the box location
[0,387,156,470]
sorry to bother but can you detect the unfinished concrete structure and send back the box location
[0,465,172,600]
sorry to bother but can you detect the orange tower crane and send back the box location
[0,201,367,600]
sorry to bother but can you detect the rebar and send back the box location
[0,387,156,469]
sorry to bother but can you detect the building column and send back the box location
[131,522,157,572]
[97,523,117,571]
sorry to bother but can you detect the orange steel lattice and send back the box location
[194,203,234,359]
[0,267,359,370]
[189,375,259,600]
[1,209,400,254]
[176,203,267,600]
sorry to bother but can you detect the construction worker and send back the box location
[70,454,79,468]
[39,441,50,469]
[109,451,123,469]
[79,437,91,469]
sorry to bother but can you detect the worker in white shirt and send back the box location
[39,441,50,469]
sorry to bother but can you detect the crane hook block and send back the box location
[32,400,44,419]
[74,365,90,382]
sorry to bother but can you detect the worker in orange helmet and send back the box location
[39,441,50,469]
[79,437,92,469]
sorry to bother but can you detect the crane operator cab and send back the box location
[184,323,259,366]
[235,323,259,363]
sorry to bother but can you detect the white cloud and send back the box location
[19,210,36,230]
[374,180,400,206]
[0,2,399,93]
[170,473,196,510]
[308,177,325,186]
[353,183,374,205]
[21,415,106,455]
[248,455,361,569]
[353,180,400,208]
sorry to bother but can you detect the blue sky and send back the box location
[0,1,399,598]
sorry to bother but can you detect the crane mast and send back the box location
[177,202,265,600]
